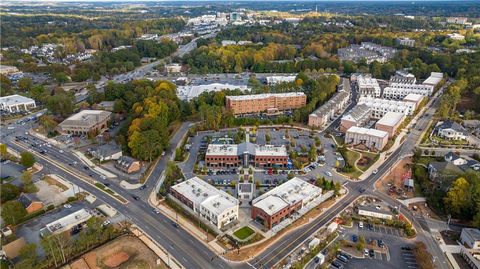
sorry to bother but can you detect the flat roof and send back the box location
[347,126,388,138]
[45,208,92,233]
[423,72,443,85]
[206,143,287,157]
[171,177,238,215]
[463,228,480,241]
[253,177,322,215]
[359,97,415,108]
[177,83,250,100]
[376,112,405,127]
[403,93,424,102]
[59,110,111,127]
[358,205,393,216]
[226,92,305,101]
[0,94,35,106]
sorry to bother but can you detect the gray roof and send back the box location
[18,193,40,208]
[357,205,393,216]
[237,142,256,155]
[436,120,467,134]
[90,143,122,158]
[429,162,463,174]
[389,75,416,85]
[342,104,371,122]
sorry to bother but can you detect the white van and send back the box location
[359,221,364,229]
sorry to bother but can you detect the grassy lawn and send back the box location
[338,149,363,178]
[233,226,255,240]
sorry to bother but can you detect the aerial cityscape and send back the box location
[0,1,480,269]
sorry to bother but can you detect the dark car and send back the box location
[321,249,329,255]
[378,240,384,248]
[369,249,375,258]
[352,235,358,242]
[337,255,348,263]
[402,246,413,251]
[132,195,140,200]
[104,182,110,187]
[359,188,366,193]
[331,261,343,268]
[139,185,147,190]
[368,224,374,231]
[83,165,89,170]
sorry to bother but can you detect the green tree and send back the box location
[14,243,38,269]
[20,151,35,168]
[54,72,69,85]
[1,183,20,203]
[21,171,38,193]
[444,177,471,218]
[18,77,33,92]
[0,143,7,156]
[1,200,27,225]
[356,235,366,251]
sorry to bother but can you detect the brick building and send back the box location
[375,112,405,137]
[205,142,288,169]
[226,92,306,115]
[58,110,111,135]
[251,178,322,229]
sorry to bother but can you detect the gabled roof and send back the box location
[18,193,40,208]
[437,120,467,134]
[429,162,464,174]
[444,151,461,162]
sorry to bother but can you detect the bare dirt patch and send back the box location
[375,157,415,199]
[44,175,69,191]
[70,235,167,269]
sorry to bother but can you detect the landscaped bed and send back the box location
[233,226,255,240]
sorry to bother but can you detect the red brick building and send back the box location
[226,92,306,115]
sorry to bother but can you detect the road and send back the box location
[1,80,451,269]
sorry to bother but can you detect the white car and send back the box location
[372,169,378,174]
[63,204,72,209]
[59,150,64,153]
[325,171,332,177]
[102,220,111,226]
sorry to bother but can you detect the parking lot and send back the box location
[337,222,418,269]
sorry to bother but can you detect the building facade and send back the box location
[345,126,389,151]
[308,85,350,128]
[357,75,381,98]
[205,142,288,169]
[396,37,415,47]
[0,94,36,113]
[340,104,371,132]
[226,92,306,115]
[383,83,433,100]
[358,97,416,119]
[170,177,239,230]
[375,112,405,137]
[58,110,111,135]
[357,205,394,220]
[251,178,322,229]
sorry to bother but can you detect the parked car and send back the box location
[352,235,358,242]
[325,171,332,177]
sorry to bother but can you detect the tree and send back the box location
[308,146,317,162]
[39,115,58,136]
[20,151,35,168]
[334,182,342,196]
[444,177,471,218]
[0,143,7,156]
[14,243,38,269]
[356,235,366,251]
[54,72,69,85]
[1,183,20,203]
[21,171,38,193]
[1,200,27,225]
[17,77,33,92]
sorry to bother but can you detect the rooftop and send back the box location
[59,110,111,127]
[177,83,250,100]
[226,92,305,101]
[342,104,371,122]
[253,177,322,215]
[206,142,287,157]
[423,72,443,86]
[403,93,424,103]
[45,208,92,233]
[462,228,480,241]
[171,177,238,215]
[347,126,389,138]
[376,112,405,127]
[358,205,394,216]
[0,94,35,106]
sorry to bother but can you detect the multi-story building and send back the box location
[345,126,389,151]
[446,17,468,25]
[170,177,239,230]
[357,75,381,98]
[395,37,415,47]
[205,142,288,169]
[389,75,417,85]
[375,112,405,137]
[383,83,434,100]
[58,110,111,135]
[177,83,250,101]
[265,75,297,84]
[308,90,350,128]
[422,72,443,87]
[251,178,322,229]
[0,94,36,112]
[338,42,396,64]
[226,92,306,115]
[403,93,425,107]
[0,65,20,75]
[340,104,371,132]
[358,97,416,119]
[461,228,480,249]
[434,120,468,140]
[447,33,465,40]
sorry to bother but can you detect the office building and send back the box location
[226,92,306,115]
[358,97,416,119]
[345,126,389,151]
[375,112,405,137]
[58,110,111,135]
[251,178,322,229]
[396,37,415,47]
[0,94,36,113]
[205,142,288,169]
[357,75,381,98]
[41,209,92,236]
[340,104,371,132]
[266,75,297,85]
[170,177,239,230]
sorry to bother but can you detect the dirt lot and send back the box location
[375,157,416,199]
[68,235,167,269]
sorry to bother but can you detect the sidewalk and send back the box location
[71,150,117,179]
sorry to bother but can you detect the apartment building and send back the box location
[251,178,322,229]
[308,88,350,128]
[266,75,297,84]
[383,83,433,100]
[461,228,480,249]
[170,177,239,230]
[396,37,415,47]
[340,104,372,132]
[375,112,405,137]
[357,75,381,98]
[0,94,36,113]
[403,93,425,107]
[447,17,468,25]
[422,72,444,87]
[205,142,288,169]
[389,75,417,85]
[358,96,416,119]
[58,110,111,135]
[226,92,306,115]
[345,126,389,151]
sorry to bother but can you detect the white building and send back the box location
[170,177,239,230]
[422,72,443,87]
[41,209,92,236]
[0,94,36,112]
[403,93,425,107]
[461,228,480,249]
[0,65,20,75]
[383,83,433,100]
[357,205,394,220]
[435,120,468,140]
[357,75,381,98]
[266,75,297,85]
[345,126,389,151]
[358,97,416,119]
[177,83,250,101]
[221,40,237,46]
[447,17,468,25]
[396,37,415,47]
[447,33,465,40]
[165,63,182,74]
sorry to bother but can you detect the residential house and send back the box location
[88,143,123,162]
[428,162,463,182]
[434,120,468,140]
[115,156,141,174]
[18,193,43,214]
